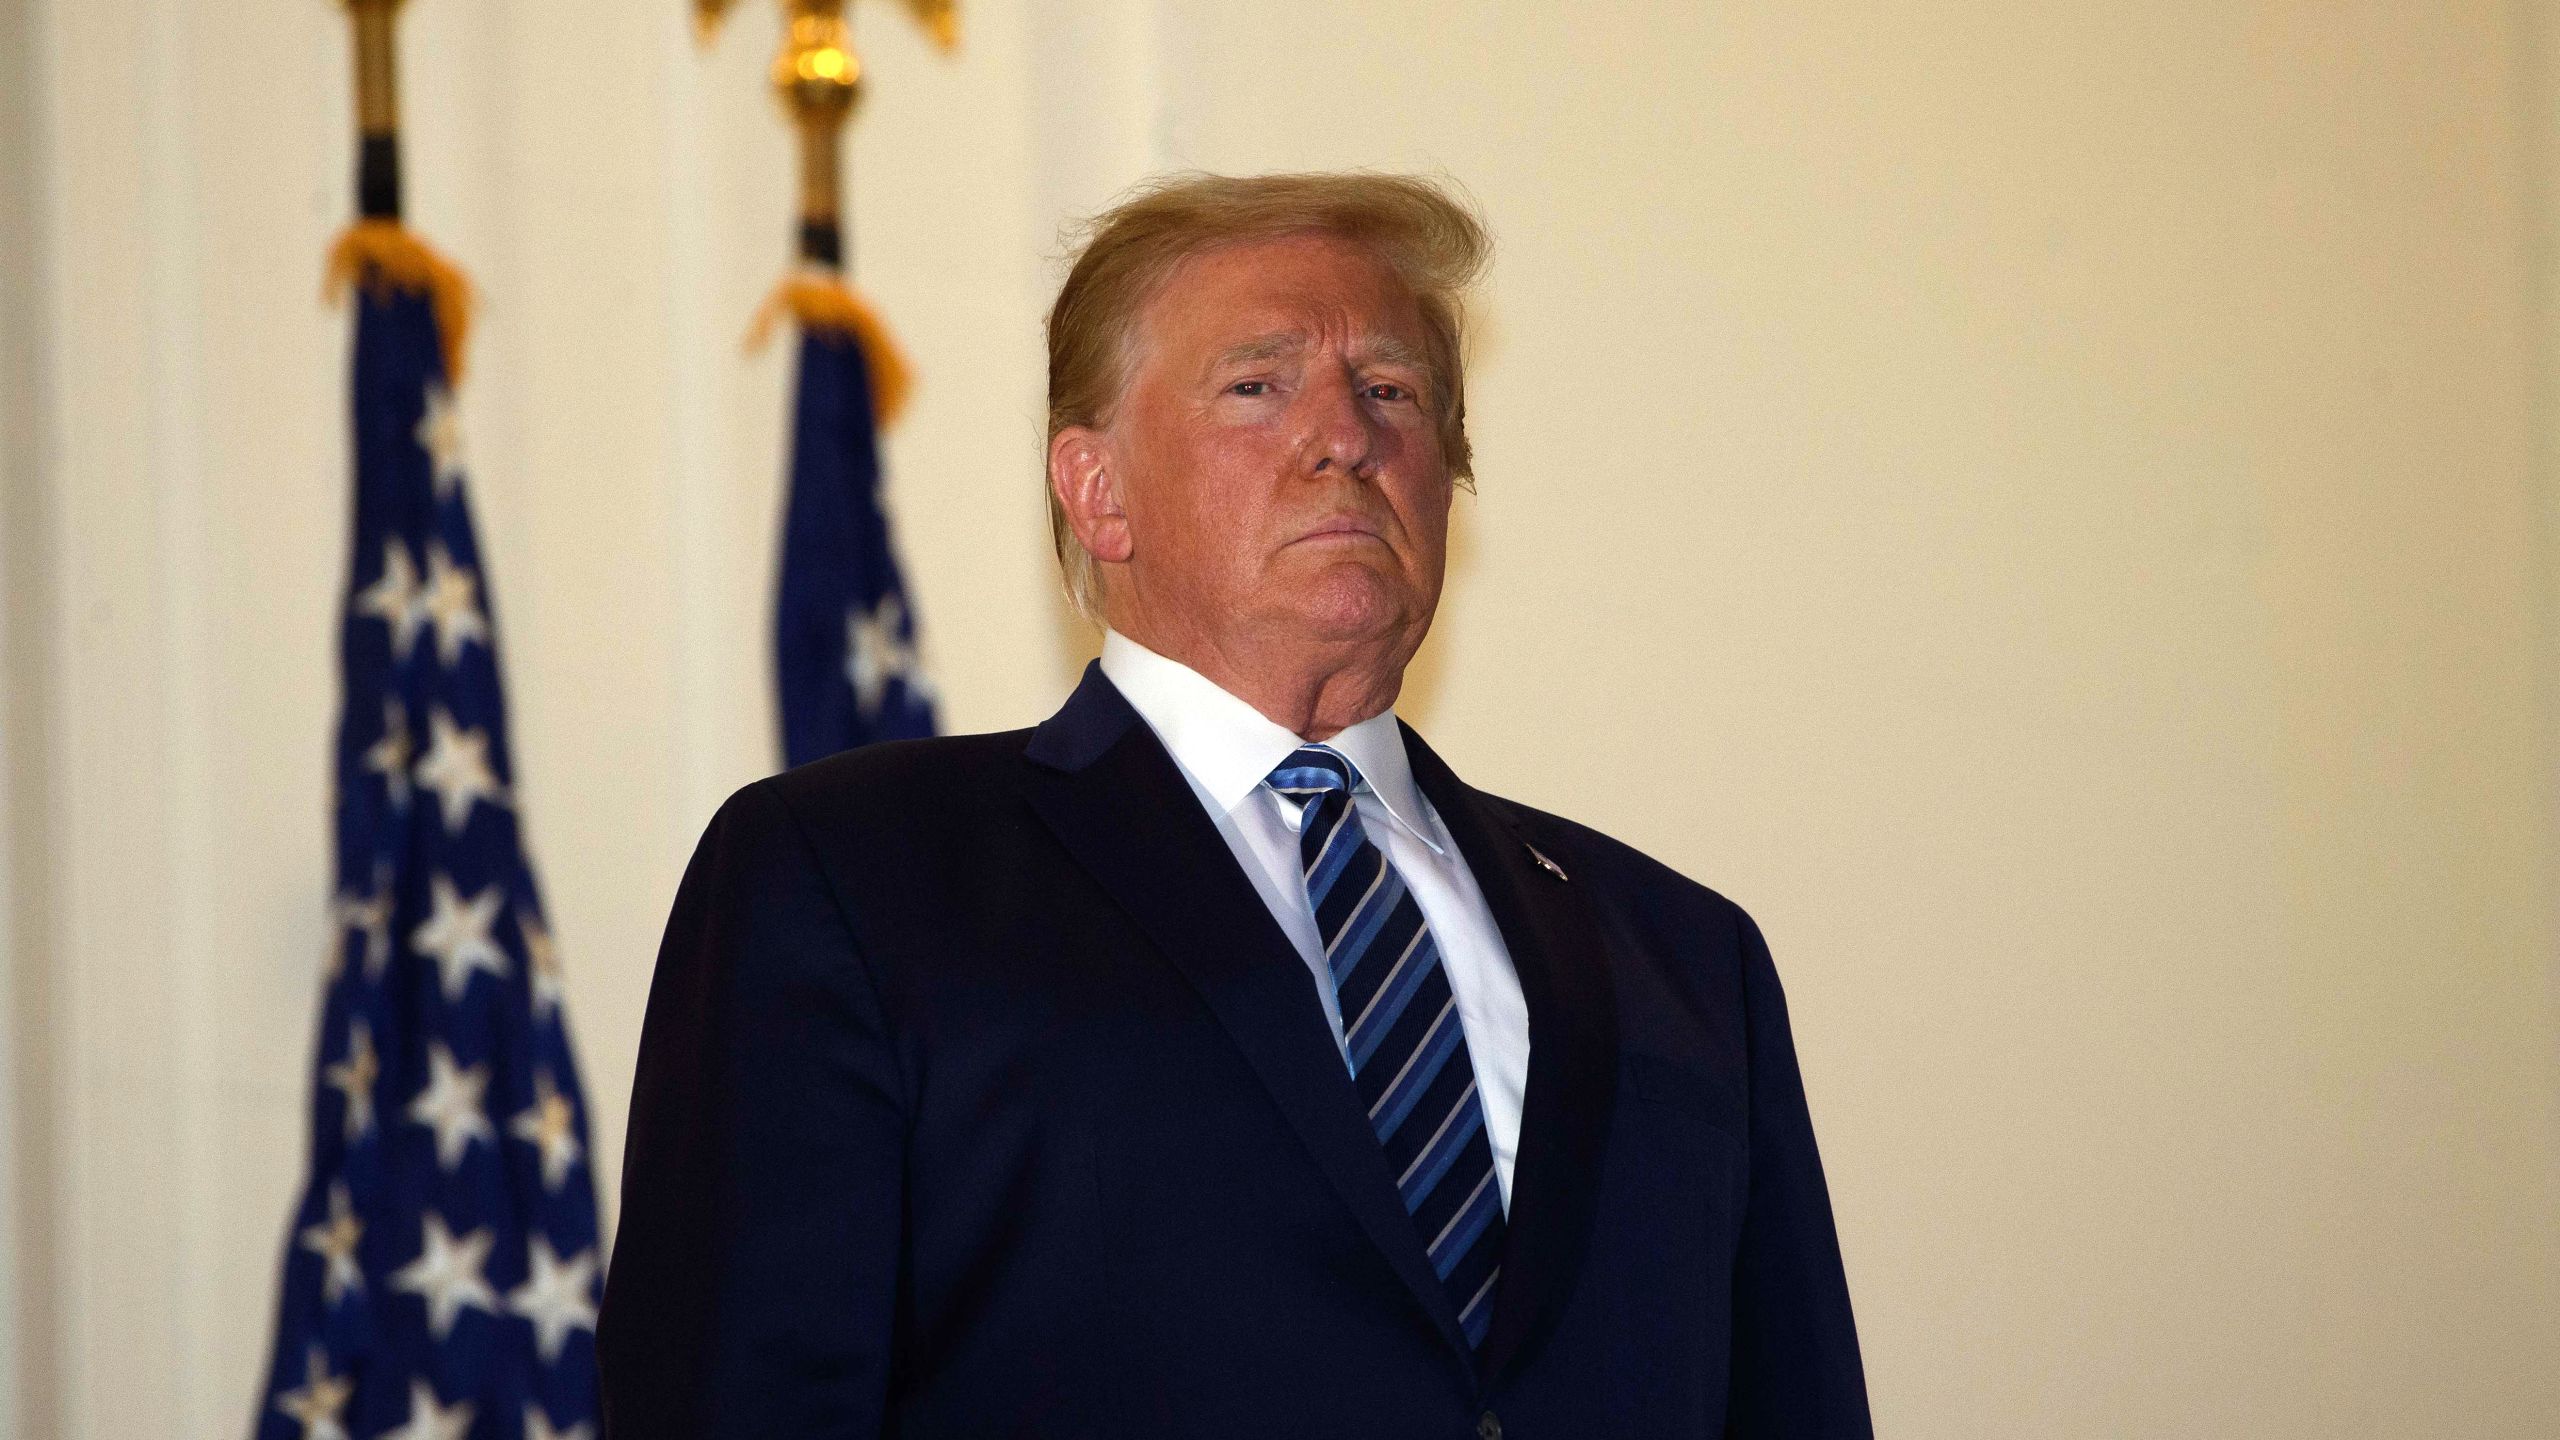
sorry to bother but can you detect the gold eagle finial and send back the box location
[695,0,958,422]
[696,0,960,55]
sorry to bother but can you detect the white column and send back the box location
[0,5,51,1437]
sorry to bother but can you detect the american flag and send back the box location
[773,296,938,768]
[256,245,602,1440]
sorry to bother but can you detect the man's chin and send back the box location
[1278,568,1427,647]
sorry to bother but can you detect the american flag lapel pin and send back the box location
[1526,843,1568,882]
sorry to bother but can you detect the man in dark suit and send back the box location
[597,172,1871,1438]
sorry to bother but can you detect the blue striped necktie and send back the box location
[1266,745,1505,1349]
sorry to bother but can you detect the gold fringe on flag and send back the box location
[747,270,913,427]
[324,221,475,387]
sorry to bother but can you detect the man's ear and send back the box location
[1048,426,1134,565]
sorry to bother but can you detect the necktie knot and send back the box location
[1266,745,1359,804]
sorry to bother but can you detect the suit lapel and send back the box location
[1402,724,1622,1384]
[1019,664,1474,1358]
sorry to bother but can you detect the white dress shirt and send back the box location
[1099,630,1533,1209]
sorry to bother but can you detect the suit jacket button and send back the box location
[1476,1411,1503,1440]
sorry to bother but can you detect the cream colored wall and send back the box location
[4,1,2555,1436]
[1152,6,2560,1435]
[1201,6,2560,1424]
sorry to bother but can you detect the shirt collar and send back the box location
[1098,629,1442,853]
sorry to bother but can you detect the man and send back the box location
[598,172,1871,1438]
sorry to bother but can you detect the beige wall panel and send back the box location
[1147,1,2559,1434]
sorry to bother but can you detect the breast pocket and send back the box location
[1566,1049,1749,1385]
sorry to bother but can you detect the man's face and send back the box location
[1073,233,1454,662]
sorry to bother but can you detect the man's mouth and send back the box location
[1294,516,1384,545]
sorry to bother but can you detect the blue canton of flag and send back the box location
[774,318,937,769]
[258,256,602,1440]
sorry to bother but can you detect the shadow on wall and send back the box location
[1400,285,1505,733]
[1044,553,1105,691]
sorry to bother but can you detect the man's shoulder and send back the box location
[714,727,1038,846]
[1467,788,1757,944]
[779,726,1034,797]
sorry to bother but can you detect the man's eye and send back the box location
[1228,380,1271,397]
[1366,383,1411,403]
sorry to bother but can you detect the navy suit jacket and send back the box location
[597,664,1871,1438]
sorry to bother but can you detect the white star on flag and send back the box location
[420,542,488,669]
[272,1344,354,1440]
[363,699,413,813]
[417,383,467,500]
[322,1020,380,1142]
[410,874,508,1003]
[354,538,428,662]
[299,1181,366,1306]
[330,865,393,981]
[510,1070,583,1192]
[412,706,506,834]
[406,1041,495,1171]
[384,1378,475,1440]
[845,593,931,720]
[390,1211,498,1340]
[507,1236,600,1364]
[525,1404,596,1440]
[521,906,565,1021]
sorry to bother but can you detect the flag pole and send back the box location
[777,1,860,270]
[770,0,960,266]
[698,0,953,764]
[327,0,472,383]
[345,0,406,220]
[703,0,960,420]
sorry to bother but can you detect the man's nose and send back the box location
[1300,365,1379,479]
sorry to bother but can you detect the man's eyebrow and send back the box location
[1205,332,1308,372]
[1199,330,1435,395]
[1357,334,1431,374]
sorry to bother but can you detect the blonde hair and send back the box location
[1044,171,1491,619]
